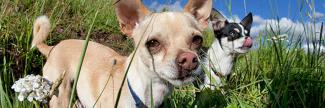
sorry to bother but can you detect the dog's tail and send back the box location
[31,15,53,57]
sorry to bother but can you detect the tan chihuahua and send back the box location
[32,0,212,107]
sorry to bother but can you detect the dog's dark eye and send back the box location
[229,31,235,36]
[146,39,160,48]
[146,39,161,54]
[192,35,203,45]
[191,35,203,50]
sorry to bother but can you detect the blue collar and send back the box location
[127,79,147,108]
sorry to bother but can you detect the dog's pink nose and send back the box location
[176,52,198,73]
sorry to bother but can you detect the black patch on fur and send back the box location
[213,23,251,50]
[214,23,249,42]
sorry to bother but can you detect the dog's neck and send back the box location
[125,55,172,107]
[206,40,236,76]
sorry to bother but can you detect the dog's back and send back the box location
[32,16,127,107]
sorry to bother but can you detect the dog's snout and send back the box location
[176,52,198,72]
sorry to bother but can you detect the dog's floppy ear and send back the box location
[240,12,253,30]
[210,8,228,32]
[184,0,212,29]
[115,0,150,36]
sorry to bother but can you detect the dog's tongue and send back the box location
[243,37,253,48]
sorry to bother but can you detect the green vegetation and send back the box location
[0,0,324,108]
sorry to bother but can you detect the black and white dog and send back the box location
[199,9,253,89]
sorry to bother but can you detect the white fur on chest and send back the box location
[207,40,234,76]
[200,40,235,88]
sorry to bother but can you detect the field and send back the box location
[0,0,324,108]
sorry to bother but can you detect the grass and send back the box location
[0,0,324,108]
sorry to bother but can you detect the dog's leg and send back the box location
[42,64,71,107]
[48,75,72,107]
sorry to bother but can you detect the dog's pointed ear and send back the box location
[240,12,253,30]
[210,8,228,32]
[115,0,150,37]
[184,0,212,29]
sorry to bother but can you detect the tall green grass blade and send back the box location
[317,23,323,58]
[150,80,154,108]
[113,33,141,108]
[68,11,99,108]
[92,73,113,107]
[114,14,157,108]
[0,56,12,108]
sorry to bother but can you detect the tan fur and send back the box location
[184,0,212,28]
[40,39,128,107]
[34,0,212,107]
[115,0,150,36]
[32,16,53,57]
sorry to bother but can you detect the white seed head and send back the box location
[11,74,52,103]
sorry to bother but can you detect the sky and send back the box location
[142,0,325,44]
[142,0,325,20]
